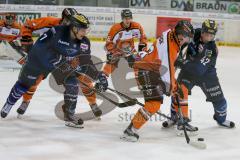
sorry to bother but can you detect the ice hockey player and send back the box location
[0,13,25,64]
[102,9,148,77]
[162,19,235,131]
[16,8,78,116]
[80,9,148,119]
[120,20,195,142]
[0,13,21,42]
[0,14,108,128]
[17,9,101,121]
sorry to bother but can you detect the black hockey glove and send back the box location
[125,50,143,68]
[126,54,136,68]
[107,52,123,64]
[174,55,184,69]
[20,36,34,52]
[138,43,147,52]
[174,55,191,69]
[187,42,197,57]
[95,72,108,92]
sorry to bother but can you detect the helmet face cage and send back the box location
[202,19,218,35]
[4,13,16,25]
[175,20,194,38]
[70,14,90,30]
[121,9,133,19]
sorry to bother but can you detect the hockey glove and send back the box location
[172,81,184,99]
[95,72,108,92]
[20,36,34,52]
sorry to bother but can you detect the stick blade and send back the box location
[118,100,137,108]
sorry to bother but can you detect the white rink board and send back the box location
[0,42,240,160]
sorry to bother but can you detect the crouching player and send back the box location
[163,19,235,130]
[0,14,108,128]
[120,20,195,142]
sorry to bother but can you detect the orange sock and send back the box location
[132,100,161,129]
[78,75,97,105]
[22,75,43,102]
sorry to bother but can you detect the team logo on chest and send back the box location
[205,49,213,58]
[80,43,89,51]
[132,30,139,38]
[120,31,132,40]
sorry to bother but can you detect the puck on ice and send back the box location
[198,138,204,141]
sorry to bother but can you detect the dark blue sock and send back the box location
[6,81,28,106]
[213,98,227,124]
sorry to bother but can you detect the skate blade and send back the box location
[120,134,138,142]
[176,130,198,137]
[217,123,235,129]
[65,122,84,128]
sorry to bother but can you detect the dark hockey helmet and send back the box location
[202,19,218,35]
[4,13,16,26]
[175,20,194,38]
[69,13,90,29]
[121,9,133,19]
[62,8,78,20]
[5,12,16,20]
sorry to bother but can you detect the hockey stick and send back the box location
[78,80,136,108]
[107,87,172,120]
[58,52,129,84]
[175,95,207,149]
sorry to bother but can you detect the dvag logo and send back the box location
[171,0,191,9]
[130,0,150,7]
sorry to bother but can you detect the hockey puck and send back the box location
[198,138,204,141]
[162,121,168,128]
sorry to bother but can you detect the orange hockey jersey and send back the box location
[103,21,147,76]
[0,20,22,42]
[133,29,180,95]
[21,17,61,37]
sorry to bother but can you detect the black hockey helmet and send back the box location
[5,12,16,20]
[4,13,16,26]
[121,9,133,19]
[62,8,78,20]
[175,20,194,38]
[202,19,218,35]
[69,13,90,29]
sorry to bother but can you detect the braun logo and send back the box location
[58,40,69,46]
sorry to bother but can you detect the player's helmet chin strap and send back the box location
[71,26,84,40]
[71,27,79,39]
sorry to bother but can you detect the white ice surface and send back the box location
[0,42,240,160]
